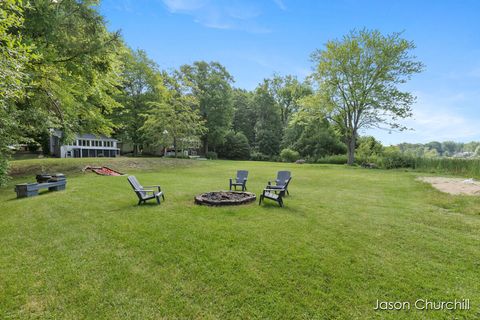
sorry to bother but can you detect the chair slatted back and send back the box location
[128,176,146,199]
[276,171,291,187]
[236,170,248,183]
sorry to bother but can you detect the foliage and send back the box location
[253,81,282,156]
[205,151,218,160]
[311,29,424,165]
[141,74,206,158]
[113,49,160,155]
[413,157,480,178]
[283,116,346,160]
[315,154,348,164]
[398,141,480,158]
[218,131,250,160]
[250,151,270,162]
[232,89,256,144]
[356,136,384,163]
[280,148,300,163]
[0,0,34,186]
[178,61,234,153]
[265,74,312,126]
[21,0,124,140]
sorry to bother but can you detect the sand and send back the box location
[418,177,480,196]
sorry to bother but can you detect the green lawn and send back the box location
[1,158,479,319]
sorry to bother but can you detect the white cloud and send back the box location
[160,0,270,33]
[273,0,287,11]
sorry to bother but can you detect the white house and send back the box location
[49,130,120,158]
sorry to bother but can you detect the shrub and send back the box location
[206,151,218,160]
[0,156,10,186]
[218,131,250,160]
[315,154,348,164]
[280,148,300,162]
[250,151,270,161]
[374,148,415,169]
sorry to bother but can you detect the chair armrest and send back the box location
[264,187,285,192]
[144,185,162,191]
[135,189,154,193]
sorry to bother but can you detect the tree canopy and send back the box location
[311,29,424,164]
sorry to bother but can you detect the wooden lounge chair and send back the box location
[259,187,286,207]
[267,171,292,195]
[229,170,248,191]
[128,176,165,205]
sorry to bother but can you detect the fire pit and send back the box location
[194,191,256,206]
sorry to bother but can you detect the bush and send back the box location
[0,155,10,186]
[250,151,270,161]
[206,151,218,160]
[373,148,415,169]
[280,148,300,163]
[315,154,348,164]
[218,131,250,160]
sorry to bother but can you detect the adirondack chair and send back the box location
[127,176,165,205]
[267,171,292,195]
[229,170,249,191]
[259,187,286,207]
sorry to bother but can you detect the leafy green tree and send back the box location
[253,81,282,156]
[266,74,312,126]
[20,0,123,141]
[280,148,300,162]
[113,49,160,155]
[232,89,256,144]
[141,74,206,158]
[442,141,459,156]
[356,136,384,162]
[0,0,34,185]
[283,116,346,160]
[425,141,443,156]
[178,61,234,153]
[311,29,424,165]
[218,131,250,160]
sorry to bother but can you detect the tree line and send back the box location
[1,0,424,185]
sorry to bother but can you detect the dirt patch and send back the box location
[418,177,480,196]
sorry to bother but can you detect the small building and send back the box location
[50,130,120,158]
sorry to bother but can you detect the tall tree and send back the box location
[254,81,282,156]
[113,49,160,156]
[178,61,234,153]
[311,29,423,165]
[20,0,123,141]
[266,74,312,126]
[0,0,34,185]
[232,89,256,144]
[142,74,206,157]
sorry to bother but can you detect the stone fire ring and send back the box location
[194,191,256,206]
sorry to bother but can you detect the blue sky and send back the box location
[99,0,480,145]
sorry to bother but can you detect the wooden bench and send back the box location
[15,180,67,198]
[259,188,285,207]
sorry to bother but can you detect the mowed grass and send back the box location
[0,158,479,319]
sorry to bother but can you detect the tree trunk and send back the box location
[133,143,138,157]
[346,137,356,165]
[203,138,209,155]
[173,137,178,158]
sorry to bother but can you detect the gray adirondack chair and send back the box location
[267,171,292,195]
[229,170,248,191]
[259,187,286,207]
[128,176,165,205]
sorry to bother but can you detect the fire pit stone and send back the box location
[194,191,256,206]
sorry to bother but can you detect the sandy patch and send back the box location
[418,177,480,196]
